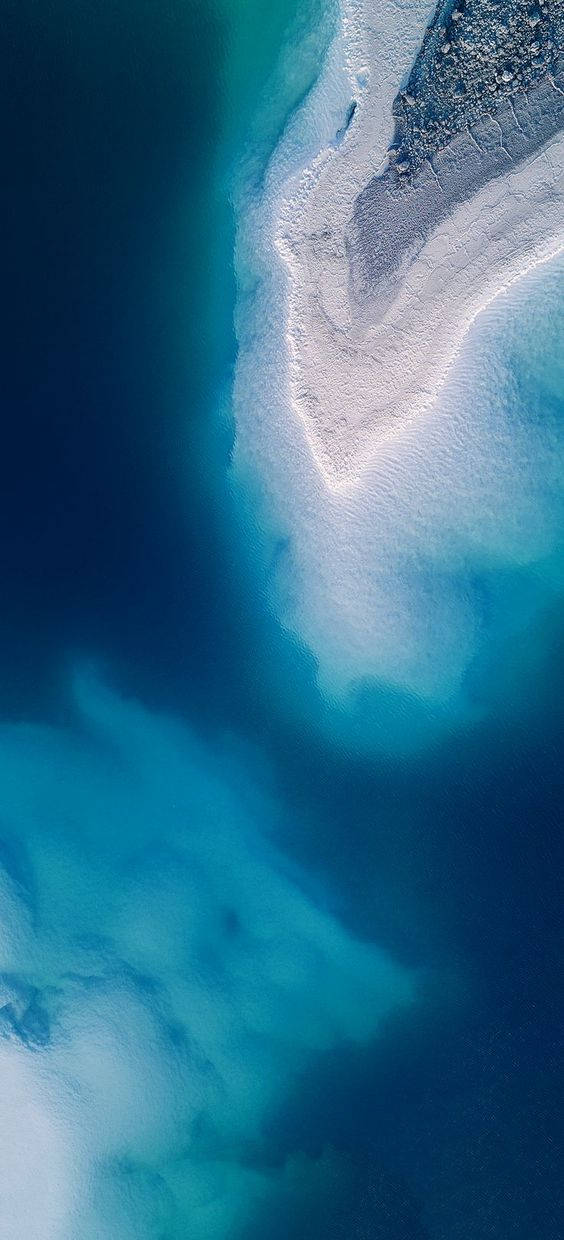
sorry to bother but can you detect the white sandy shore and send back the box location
[277,0,564,490]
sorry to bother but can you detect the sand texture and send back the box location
[279,0,564,487]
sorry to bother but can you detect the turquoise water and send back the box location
[1,0,563,1236]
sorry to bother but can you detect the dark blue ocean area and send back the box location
[1,1,563,1236]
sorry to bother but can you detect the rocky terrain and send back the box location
[391,0,563,178]
[348,0,563,304]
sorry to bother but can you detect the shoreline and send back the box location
[277,0,564,490]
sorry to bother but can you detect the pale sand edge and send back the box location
[276,0,564,492]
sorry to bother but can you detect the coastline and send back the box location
[231,0,564,705]
[277,0,564,490]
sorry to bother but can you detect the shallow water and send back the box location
[1,0,563,1236]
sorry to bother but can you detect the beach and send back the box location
[278,0,564,486]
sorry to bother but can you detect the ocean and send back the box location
[1,0,563,1236]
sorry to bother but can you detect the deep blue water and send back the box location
[1,1,563,1237]
[3,0,236,720]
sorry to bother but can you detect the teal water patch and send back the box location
[0,672,413,1238]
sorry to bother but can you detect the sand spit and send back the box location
[279,0,564,488]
